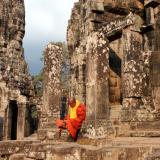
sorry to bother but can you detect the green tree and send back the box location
[32,70,43,96]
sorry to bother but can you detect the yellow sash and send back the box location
[69,100,80,119]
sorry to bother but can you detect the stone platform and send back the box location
[1,137,160,159]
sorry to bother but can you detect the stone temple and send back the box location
[0,0,35,141]
[1,0,160,159]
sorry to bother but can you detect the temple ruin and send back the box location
[67,0,160,138]
[1,0,160,159]
[0,0,36,141]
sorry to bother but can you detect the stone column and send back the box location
[3,107,9,140]
[0,111,4,140]
[86,32,109,119]
[42,43,62,128]
[0,102,7,140]
[17,102,26,140]
[0,85,8,140]
[85,31,110,137]
[3,101,12,140]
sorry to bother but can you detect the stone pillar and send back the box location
[3,107,8,140]
[42,43,62,128]
[17,102,26,140]
[0,111,4,140]
[85,31,110,137]
[0,101,6,140]
[120,13,153,122]
[86,32,109,119]
[145,2,160,111]
[2,111,7,140]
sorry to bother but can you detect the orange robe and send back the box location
[66,102,86,139]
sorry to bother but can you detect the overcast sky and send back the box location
[23,0,78,75]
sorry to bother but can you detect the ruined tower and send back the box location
[0,0,34,140]
[37,43,63,140]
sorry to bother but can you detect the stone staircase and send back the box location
[2,106,160,159]
[3,137,160,160]
[2,135,160,159]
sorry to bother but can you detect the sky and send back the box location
[23,0,78,75]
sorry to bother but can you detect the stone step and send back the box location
[37,128,68,141]
[23,133,38,141]
[8,154,25,160]
[41,122,56,129]
[0,140,40,155]
[130,121,160,130]
[109,105,121,119]
[129,130,160,137]
[24,138,160,160]
[3,137,160,159]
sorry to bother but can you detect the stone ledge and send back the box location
[24,138,160,160]
[130,131,160,137]
[0,140,40,155]
[2,138,160,159]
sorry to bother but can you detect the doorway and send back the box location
[8,100,18,140]
[109,48,122,105]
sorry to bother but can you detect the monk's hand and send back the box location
[56,119,67,128]
[56,119,64,128]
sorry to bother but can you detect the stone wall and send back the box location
[67,0,160,138]
[0,0,34,140]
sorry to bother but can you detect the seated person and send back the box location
[56,97,86,141]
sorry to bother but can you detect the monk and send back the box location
[56,97,86,141]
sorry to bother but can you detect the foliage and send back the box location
[31,106,38,119]
[32,70,43,97]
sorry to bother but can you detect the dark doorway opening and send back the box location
[109,47,122,105]
[60,96,67,120]
[9,100,18,140]
[25,105,38,137]
[0,117,3,141]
